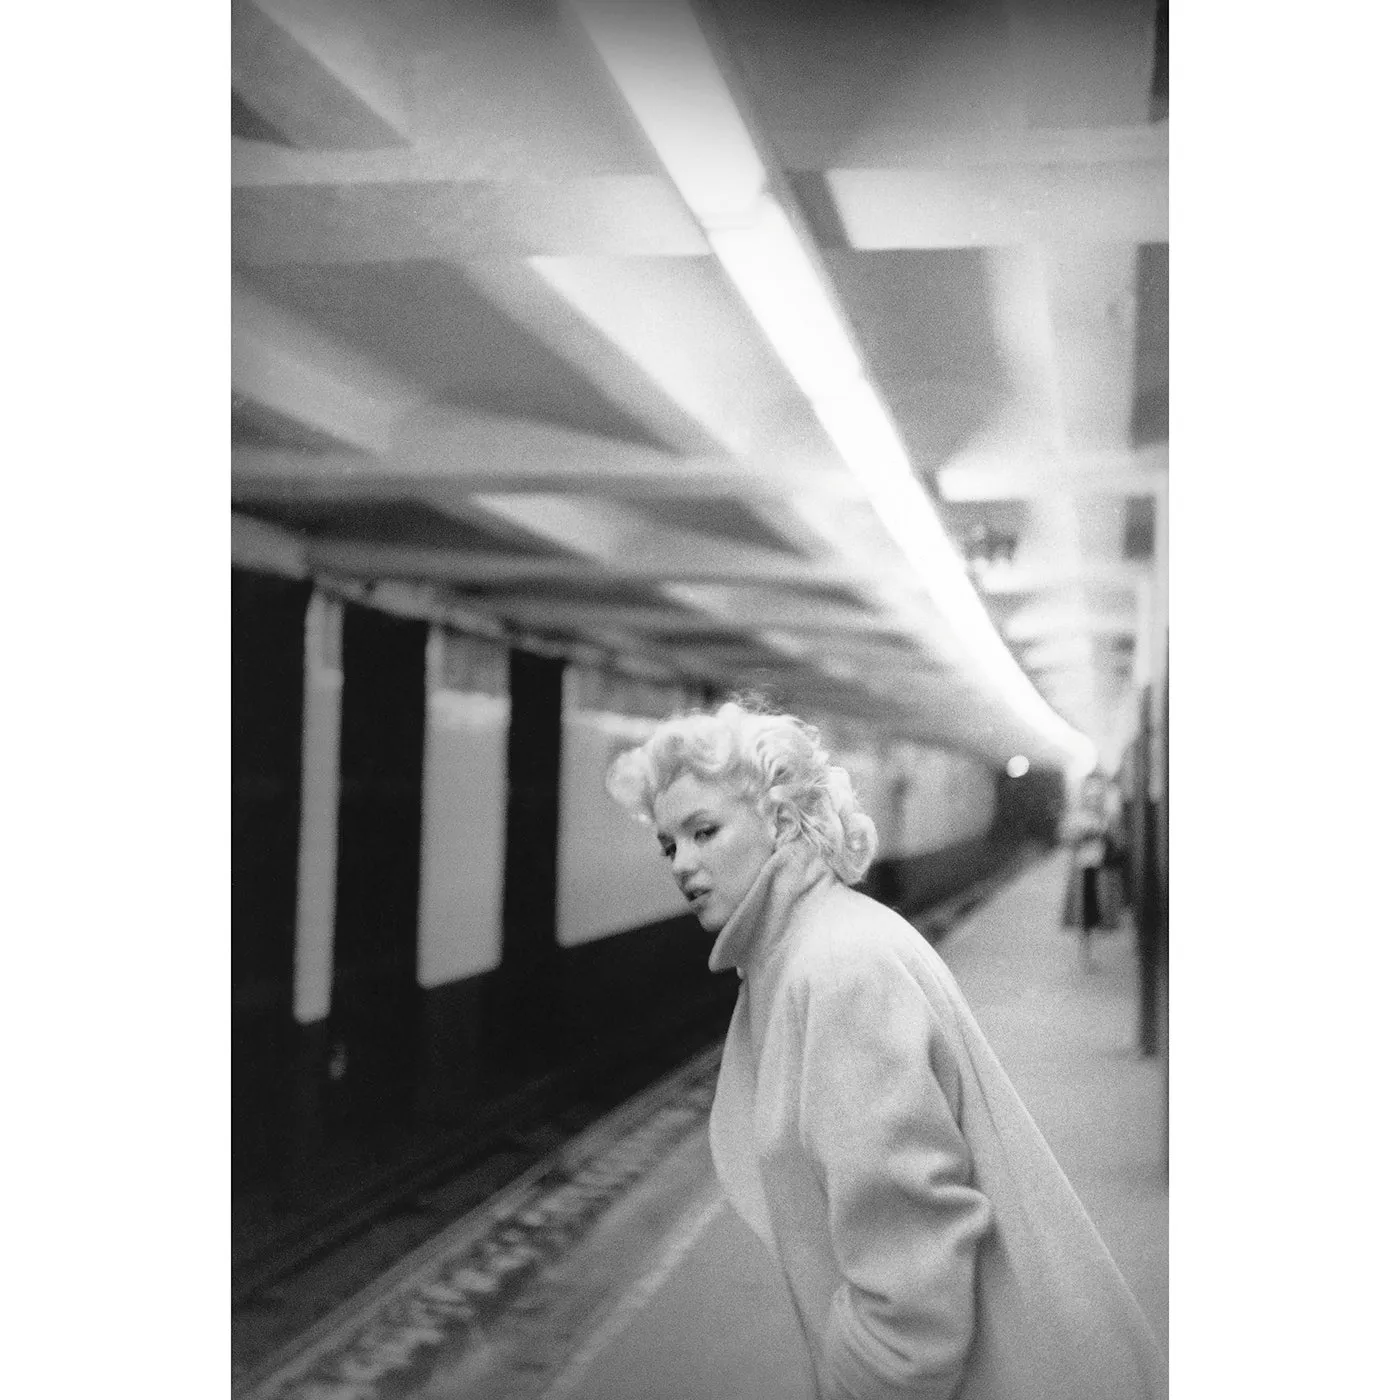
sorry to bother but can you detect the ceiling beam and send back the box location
[1005,605,1138,643]
[635,586,891,634]
[797,636,937,671]
[229,293,842,507]
[938,446,1167,502]
[489,600,892,637]
[232,0,411,150]
[826,163,1165,251]
[232,134,1165,256]
[299,537,854,591]
[757,493,962,663]
[233,449,382,493]
[233,125,1163,184]
[773,121,1167,173]
[1019,636,1094,672]
[394,407,847,498]
[226,294,861,594]
[233,174,708,265]
[1042,243,1141,450]
[232,136,629,187]
[522,255,799,459]
[232,279,420,453]
[458,260,726,458]
[228,278,938,708]
[978,560,1150,596]
[231,437,852,501]
[447,493,823,672]
[232,511,309,579]
[376,487,861,688]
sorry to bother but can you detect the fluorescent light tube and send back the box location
[707,197,862,401]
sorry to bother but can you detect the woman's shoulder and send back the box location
[778,890,969,1047]
[788,884,938,983]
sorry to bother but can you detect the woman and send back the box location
[608,701,1166,1400]
[1061,773,1118,967]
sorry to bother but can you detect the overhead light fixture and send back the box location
[706,197,862,401]
[568,0,1097,771]
[811,375,1094,758]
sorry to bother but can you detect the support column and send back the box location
[1151,487,1168,1176]
[1134,685,1163,1058]
[1133,480,1168,1064]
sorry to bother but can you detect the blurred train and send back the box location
[232,566,1066,1230]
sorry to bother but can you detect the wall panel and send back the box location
[417,628,510,987]
[556,669,691,948]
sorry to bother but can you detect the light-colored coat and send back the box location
[708,843,1168,1400]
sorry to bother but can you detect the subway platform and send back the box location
[241,850,1168,1400]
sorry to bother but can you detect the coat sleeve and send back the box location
[793,948,992,1400]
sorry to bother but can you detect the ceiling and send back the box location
[232,0,1168,773]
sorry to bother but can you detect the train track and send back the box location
[232,1008,727,1369]
[234,1042,725,1398]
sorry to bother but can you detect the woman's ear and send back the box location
[770,805,797,844]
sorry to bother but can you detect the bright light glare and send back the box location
[1006,754,1030,778]
[813,381,981,623]
[708,198,862,400]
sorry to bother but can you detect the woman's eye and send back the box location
[695,826,717,843]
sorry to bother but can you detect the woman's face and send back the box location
[653,773,777,932]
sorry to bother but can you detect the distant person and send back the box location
[608,700,1166,1400]
[1061,771,1117,965]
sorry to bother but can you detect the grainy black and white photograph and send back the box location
[17,2,1400,1396]
[229,2,1169,1397]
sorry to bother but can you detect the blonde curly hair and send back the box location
[606,699,877,885]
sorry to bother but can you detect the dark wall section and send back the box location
[325,603,428,1143]
[231,569,311,1190]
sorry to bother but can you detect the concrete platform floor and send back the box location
[533,849,1168,1400]
[255,851,1167,1400]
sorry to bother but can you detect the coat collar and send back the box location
[708,839,837,976]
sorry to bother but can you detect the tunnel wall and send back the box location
[232,571,1041,1202]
